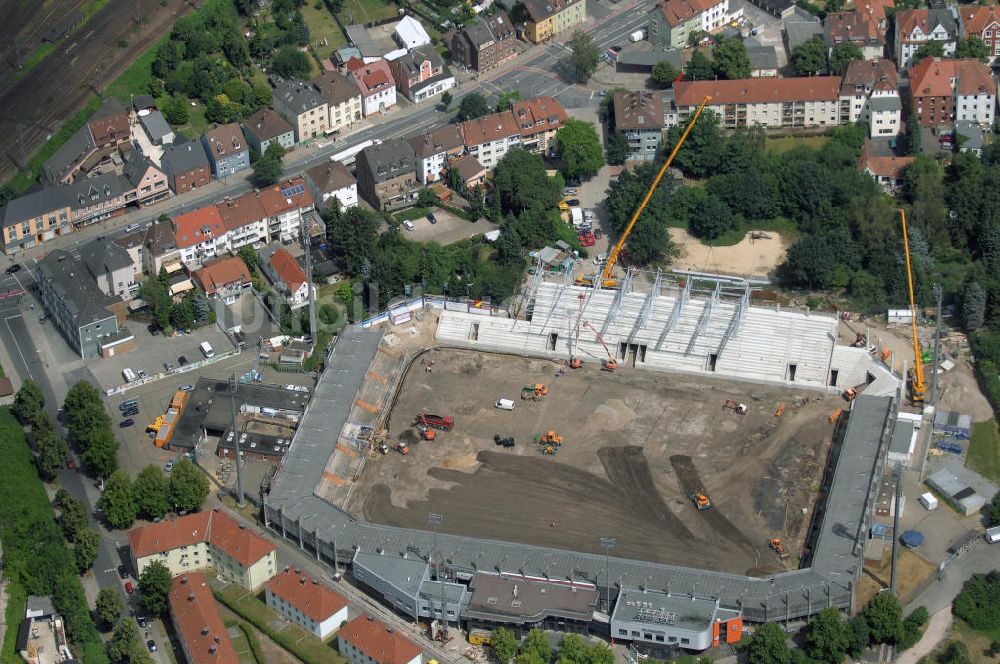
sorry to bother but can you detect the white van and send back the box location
[402,220,415,231]
[122,368,137,382]
[495,399,515,411]
[199,341,215,358]
[987,525,1000,544]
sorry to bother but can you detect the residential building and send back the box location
[511,96,568,156]
[218,191,269,250]
[87,99,131,151]
[36,250,125,358]
[132,94,157,115]
[908,57,996,127]
[168,573,240,664]
[355,139,420,211]
[784,18,824,52]
[394,15,432,49]
[345,58,398,117]
[610,588,742,652]
[161,141,212,194]
[80,238,138,299]
[649,0,733,48]
[242,108,296,154]
[122,153,170,207]
[956,120,987,156]
[311,71,364,133]
[408,125,465,184]
[859,0,894,33]
[201,123,250,178]
[67,172,130,227]
[0,187,73,254]
[613,91,665,162]
[451,154,488,188]
[894,8,958,69]
[824,11,884,59]
[459,110,522,168]
[344,25,382,63]
[140,110,175,146]
[958,5,1000,64]
[273,80,330,142]
[193,256,252,305]
[265,569,348,640]
[112,228,147,288]
[172,206,228,267]
[128,509,278,591]
[258,178,315,243]
[305,161,359,209]
[450,12,517,73]
[389,46,456,103]
[41,100,131,184]
[144,217,183,276]
[840,58,901,137]
[746,40,779,77]
[859,140,914,192]
[521,0,587,44]
[670,77,845,129]
[260,246,314,309]
[338,614,423,664]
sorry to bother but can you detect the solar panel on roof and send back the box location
[281,183,305,197]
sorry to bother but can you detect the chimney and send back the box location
[214,635,221,644]
[202,627,210,636]
[181,576,189,585]
[209,645,217,654]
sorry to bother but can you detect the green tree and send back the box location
[606,132,629,166]
[829,42,863,75]
[556,118,604,180]
[791,36,827,76]
[689,192,734,240]
[962,281,986,331]
[686,49,715,80]
[81,427,119,479]
[325,206,382,275]
[36,429,68,481]
[440,90,453,108]
[133,465,172,520]
[168,458,209,512]
[96,587,124,630]
[238,245,259,275]
[56,492,88,543]
[989,492,1000,526]
[458,92,490,121]
[496,90,522,111]
[954,37,990,62]
[666,108,724,177]
[253,142,285,185]
[138,561,172,616]
[912,40,945,65]
[748,623,791,664]
[418,187,439,208]
[170,298,196,331]
[713,37,751,79]
[847,616,870,657]
[651,60,679,87]
[162,93,190,125]
[74,528,100,573]
[99,469,138,529]
[567,30,600,82]
[937,641,971,664]
[521,628,552,662]
[139,274,173,330]
[491,627,518,664]
[864,592,903,644]
[271,44,312,78]
[152,40,180,79]
[805,607,852,664]
[492,148,563,215]
[107,617,143,664]
[13,379,45,425]
[954,572,1000,629]
[906,113,922,155]
[604,162,676,265]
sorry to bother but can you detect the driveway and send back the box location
[897,608,953,664]
[405,208,499,245]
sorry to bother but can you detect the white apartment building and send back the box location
[459,110,522,168]
[670,77,845,129]
[840,58,901,137]
[265,569,349,640]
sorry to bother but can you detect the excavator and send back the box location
[689,492,711,510]
[899,209,926,404]
[535,431,564,446]
[769,538,790,560]
[584,321,618,371]
[576,96,711,289]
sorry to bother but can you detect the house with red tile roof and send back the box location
[345,58,398,117]
[172,206,228,267]
[857,0,894,33]
[459,110,522,168]
[169,573,240,664]
[670,77,845,129]
[261,246,313,309]
[511,97,568,156]
[958,5,1000,64]
[649,0,735,48]
[840,59,901,137]
[216,191,269,250]
[894,9,958,68]
[258,178,315,243]
[338,614,423,664]
[859,140,913,192]
[908,57,996,127]
[193,256,252,304]
[128,509,277,591]
[265,568,348,640]
[824,11,884,59]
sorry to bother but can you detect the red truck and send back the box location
[416,413,454,431]
[578,232,596,247]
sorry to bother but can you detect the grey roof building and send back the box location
[131,94,157,112]
[243,108,296,153]
[42,124,96,184]
[613,91,665,162]
[139,110,175,146]
[201,123,250,178]
[355,138,420,210]
[616,49,683,72]
[345,25,381,59]
[745,39,779,73]
[79,238,135,298]
[785,20,824,51]
[160,140,212,194]
[272,80,330,142]
[311,71,363,107]
[36,249,123,358]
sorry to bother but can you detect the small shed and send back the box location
[140,110,175,146]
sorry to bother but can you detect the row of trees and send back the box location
[138,263,214,334]
[14,379,70,480]
[490,628,614,664]
[99,460,210,530]
[64,380,120,479]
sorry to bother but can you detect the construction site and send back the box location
[348,348,843,575]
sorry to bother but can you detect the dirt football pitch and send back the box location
[347,349,842,577]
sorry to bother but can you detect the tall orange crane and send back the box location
[900,209,926,403]
[578,96,712,288]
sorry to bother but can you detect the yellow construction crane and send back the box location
[899,208,926,403]
[578,96,712,288]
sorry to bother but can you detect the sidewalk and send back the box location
[897,607,952,664]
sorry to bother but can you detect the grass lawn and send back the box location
[967,420,1000,483]
[175,100,212,141]
[765,135,830,154]
[948,619,1000,664]
[393,206,431,222]
[338,0,400,26]
[704,216,799,247]
[301,1,348,61]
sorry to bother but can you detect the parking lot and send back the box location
[405,207,499,245]
[88,321,236,392]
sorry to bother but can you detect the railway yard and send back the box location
[348,348,843,576]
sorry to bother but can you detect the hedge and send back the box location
[0,408,109,663]
[237,622,264,664]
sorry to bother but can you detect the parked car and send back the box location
[38,315,47,324]
[164,362,174,371]
[146,640,157,653]
[178,356,188,366]
[118,565,129,580]
[148,324,159,336]
[180,384,195,392]
[66,458,76,470]
[119,399,138,411]
[122,408,139,417]
[136,617,148,629]
[164,460,174,472]
[119,419,135,428]
[565,199,580,207]
[137,369,148,379]
[125,581,134,594]
[5,264,21,275]
[593,253,608,265]
[427,212,437,224]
